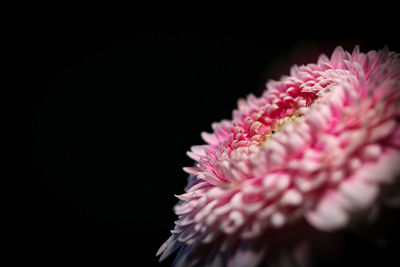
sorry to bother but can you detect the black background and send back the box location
[15,16,400,266]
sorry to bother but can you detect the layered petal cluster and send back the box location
[157,46,400,267]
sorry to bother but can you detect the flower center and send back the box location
[216,75,335,160]
[259,114,303,146]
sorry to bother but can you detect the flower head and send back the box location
[157,46,400,267]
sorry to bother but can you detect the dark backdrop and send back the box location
[15,19,400,266]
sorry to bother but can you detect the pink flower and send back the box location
[157,46,400,267]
